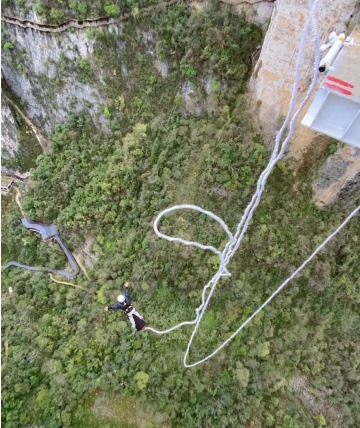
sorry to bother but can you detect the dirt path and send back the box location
[15,188,26,216]
[49,273,88,291]
[4,95,49,152]
[73,253,91,281]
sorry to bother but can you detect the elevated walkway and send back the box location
[3,218,79,279]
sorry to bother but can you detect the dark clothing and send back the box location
[108,288,145,331]
[108,288,131,311]
[133,314,146,331]
[109,301,134,315]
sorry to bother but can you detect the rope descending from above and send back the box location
[147,0,358,367]
[149,204,359,368]
[148,203,359,365]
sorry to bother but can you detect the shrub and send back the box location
[134,371,149,390]
[180,63,197,79]
[35,3,45,15]
[50,8,65,23]
[3,42,14,50]
[103,107,111,119]
[104,4,120,17]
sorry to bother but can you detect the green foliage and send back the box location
[156,1,262,88]
[134,371,149,390]
[174,92,184,107]
[132,5,139,18]
[79,59,89,71]
[2,2,360,428]
[234,362,250,388]
[85,28,95,39]
[3,42,14,50]
[50,7,65,23]
[114,95,125,112]
[256,341,270,358]
[328,143,338,155]
[103,106,111,118]
[211,78,219,92]
[180,62,197,79]
[135,52,144,63]
[97,285,107,304]
[35,2,46,14]
[316,413,327,426]
[111,118,121,130]
[16,62,25,73]
[104,4,120,17]
[4,125,360,427]
[126,0,137,9]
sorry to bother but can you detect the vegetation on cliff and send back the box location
[2,2,360,427]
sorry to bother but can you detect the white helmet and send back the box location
[117,294,125,303]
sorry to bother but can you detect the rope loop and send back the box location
[147,0,358,368]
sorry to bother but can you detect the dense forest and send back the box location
[2,1,360,427]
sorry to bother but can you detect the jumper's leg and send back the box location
[128,314,136,329]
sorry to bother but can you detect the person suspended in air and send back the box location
[105,282,146,332]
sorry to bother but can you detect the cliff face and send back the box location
[1,0,359,205]
[2,22,107,135]
[250,0,358,138]
[313,146,360,207]
[1,96,21,160]
[1,91,42,173]
[1,2,243,139]
[221,0,275,27]
[249,0,360,205]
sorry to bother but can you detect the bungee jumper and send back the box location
[105,282,146,332]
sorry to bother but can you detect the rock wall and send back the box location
[249,0,360,205]
[1,9,218,138]
[2,0,359,205]
[1,88,43,173]
[221,0,275,27]
[250,0,358,139]
[1,96,20,160]
[313,146,360,207]
[2,22,108,135]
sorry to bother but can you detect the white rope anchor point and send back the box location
[147,0,359,367]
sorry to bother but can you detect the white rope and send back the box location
[154,205,233,275]
[147,203,359,365]
[185,205,359,367]
[147,0,358,367]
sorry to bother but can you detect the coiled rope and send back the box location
[147,0,359,367]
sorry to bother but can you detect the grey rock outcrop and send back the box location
[2,23,108,135]
[249,0,360,205]
[313,146,360,207]
[2,0,359,206]
[250,0,358,140]
[1,96,20,159]
[221,0,275,28]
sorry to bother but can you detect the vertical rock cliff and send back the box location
[1,22,107,135]
[249,0,360,205]
[1,96,21,160]
[2,0,359,204]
